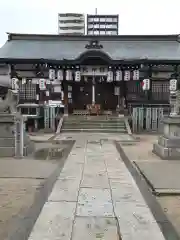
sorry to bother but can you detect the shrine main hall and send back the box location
[0,33,180,115]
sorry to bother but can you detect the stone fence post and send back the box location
[14,115,24,158]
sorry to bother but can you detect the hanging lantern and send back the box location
[107,71,113,82]
[124,71,131,81]
[49,69,56,80]
[115,70,122,81]
[57,70,63,81]
[39,78,46,90]
[11,78,19,90]
[75,71,81,81]
[36,94,39,100]
[133,70,139,80]
[66,70,73,81]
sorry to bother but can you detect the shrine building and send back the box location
[0,33,179,120]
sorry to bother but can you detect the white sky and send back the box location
[0,0,180,46]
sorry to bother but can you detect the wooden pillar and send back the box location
[122,70,127,109]
[147,65,152,101]
[63,69,69,115]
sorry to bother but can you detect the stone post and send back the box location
[14,115,24,158]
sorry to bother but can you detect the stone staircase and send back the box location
[61,115,128,133]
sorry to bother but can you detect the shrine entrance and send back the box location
[95,82,119,110]
[67,51,124,114]
[71,76,121,114]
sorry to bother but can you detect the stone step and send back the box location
[0,138,15,147]
[63,121,125,126]
[61,128,127,133]
[0,147,15,157]
[64,121,125,125]
[63,124,126,129]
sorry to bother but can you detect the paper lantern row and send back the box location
[50,69,140,82]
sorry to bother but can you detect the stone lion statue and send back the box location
[0,89,17,114]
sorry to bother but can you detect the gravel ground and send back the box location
[0,178,43,239]
[121,134,180,238]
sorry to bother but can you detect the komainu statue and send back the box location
[0,89,17,114]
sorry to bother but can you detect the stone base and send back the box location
[153,143,180,160]
[153,115,180,160]
[158,135,180,148]
[0,147,15,157]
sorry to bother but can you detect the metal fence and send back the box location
[131,106,170,133]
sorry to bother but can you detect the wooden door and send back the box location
[72,82,92,109]
[95,83,118,110]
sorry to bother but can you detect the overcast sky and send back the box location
[0,0,180,46]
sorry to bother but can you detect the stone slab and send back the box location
[0,159,57,179]
[81,172,110,189]
[59,163,83,179]
[135,161,180,194]
[77,188,114,217]
[72,217,119,240]
[111,184,145,204]
[28,202,76,240]
[48,178,81,202]
[114,202,165,240]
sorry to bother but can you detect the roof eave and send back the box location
[1,58,180,65]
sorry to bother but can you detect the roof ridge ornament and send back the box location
[85,40,103,50]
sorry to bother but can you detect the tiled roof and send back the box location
[0,33,180,61]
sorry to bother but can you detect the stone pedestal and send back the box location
[153,116,180,159]
[0,114,34,158]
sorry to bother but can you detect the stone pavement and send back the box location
[28,133,165,240]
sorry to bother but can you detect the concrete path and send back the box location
[28,135,165,240]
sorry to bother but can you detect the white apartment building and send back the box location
[58,13,85,35]
[87,14,119,35]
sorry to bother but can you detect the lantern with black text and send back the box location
[170,79,177,91]
[124,71,130,81]
[133,70,139,80]
[142,79,150,90]
[49,69,56,80]
[66,70,72,81]
[39,78,46,90]
[11,78,19,90]
[107,71,113,82]
[115,70,122,81]
[75,71,81,81]
[57,70,63,81]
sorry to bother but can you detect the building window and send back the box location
[151,81,169,101]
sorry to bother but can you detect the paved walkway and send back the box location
[28,135,165,240]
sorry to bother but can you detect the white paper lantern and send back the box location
[107,71,113,82]
[11,78,19,90]
[75,71,81,81]
[124,71,131,81]
[57,70,63,81]
[39,78,46,90]
[133,70,139,80]
[170,79,177,91]
[66,70,73,81]
[49,69,56,80]
[115,70,122,81]
[36,94,39,100]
